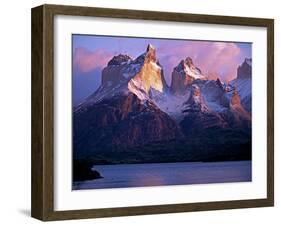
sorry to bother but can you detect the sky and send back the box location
[72,34,251,105]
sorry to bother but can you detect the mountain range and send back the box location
[73,44,252,164]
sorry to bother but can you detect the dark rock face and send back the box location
[107,54,132,66]
[180,112,226,135]
[73,93,182,159]
[170,62,193,95]
[73,160,103,181]
[101,54,135,87]
[237,58,252,79]
[215,78,224,90]
[101,65,125,86]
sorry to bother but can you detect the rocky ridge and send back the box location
[73,44,252,163]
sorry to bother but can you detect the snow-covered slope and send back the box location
[180,84,228,133]
[182,84,210,114]
[154,78,230,120]
[76,44,167,110]
[153,91,191,121]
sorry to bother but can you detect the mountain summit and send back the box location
[170,57,206,95]
[128,44,168,99]
[78,44,168,107]
[230,58,252,112]
[237,58,252,79]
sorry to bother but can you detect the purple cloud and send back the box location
[73,47,112,73]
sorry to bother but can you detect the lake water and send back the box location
[72,161,251,190]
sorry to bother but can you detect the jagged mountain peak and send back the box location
[215,78,223,88]
[142,43,157,63]
[135,44,157,63]
[175,57,202,73]
[81,45,167,106]
[107,54,132,66]
[237,58,252,79]
[171,57,205,95]
[129,44,166,96]
[185,57,195,67]
[146,43,155,51]
[133,44,157,65]
[245,58,252,66]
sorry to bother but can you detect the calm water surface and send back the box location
[73,161,251,190]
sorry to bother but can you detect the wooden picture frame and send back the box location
[31,4,274,221]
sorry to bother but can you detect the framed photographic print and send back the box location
[31,4,274,221]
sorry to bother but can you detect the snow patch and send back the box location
[128,78,149,101]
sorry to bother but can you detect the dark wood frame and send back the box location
[31,4,274,221]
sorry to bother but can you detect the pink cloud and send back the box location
[158,41,242,84]
[73,47,112,73]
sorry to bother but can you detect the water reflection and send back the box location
[73,161,252,190]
